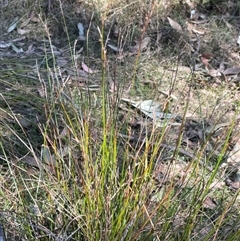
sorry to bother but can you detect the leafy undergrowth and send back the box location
[1,0,240,240]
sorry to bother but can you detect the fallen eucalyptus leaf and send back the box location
[41,145,56,165]
[192,28,205,35]
[37,87,46,98]
[77,47,84,54]
[108,78,117,92]
[0,41,12,48]
[207,68,221,77]
[7,18,19,33]
[129,36,150,53]
[81,61,94,74]
[150,187,165,202]
[203,196,217,210]
[107,44,121,52]
[30,16,40,23]
[201,53,213,65]
[167,17,183,33]
[223,67,240,75]
[58,127,69,139]
[11,43,24,53]
[209,181,225,190]
[17,28,30,35]
[121,98,178,127]
[21,155,42,168]
[223,20,233,30]
[26,44,35,54]
[20,18,31,28]
[134,99,161,113]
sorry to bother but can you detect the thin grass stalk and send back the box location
[131,0,156,86]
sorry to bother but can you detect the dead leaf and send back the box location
[192,28,205,35]
[30,16,40,23]
[150,186,166,202]
[7,18,19,33]
[209,181,225,190]
[77,47,84,54]
[37,87,46,98]
[167,17,183,33]
[40,145,56,165]
[200,54,221,77]
[116,51,131,60]
[0,41,12,48]
[201,53,213,64]
[223,67,240,75]
[21,155,42,168]
[129,36,150,53]
[58,127,69,139]
[78,22,86,40]
[21,155,54,173]
[81,61,94,74]
[108,78,117,92]
[223,19,233,30]
[11,43,24,53]
[207,68,221,77]
[26,44,35,54]
[107,44,122,52]
[20,19,30,28]
[17,28,30,35]
[187,22,194,32]
[121,98,177,128]
[203,196,217,209]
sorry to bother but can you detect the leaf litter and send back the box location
[81,61,96,74]
[129,36,150,53]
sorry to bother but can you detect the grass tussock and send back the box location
[1,0,240,240]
